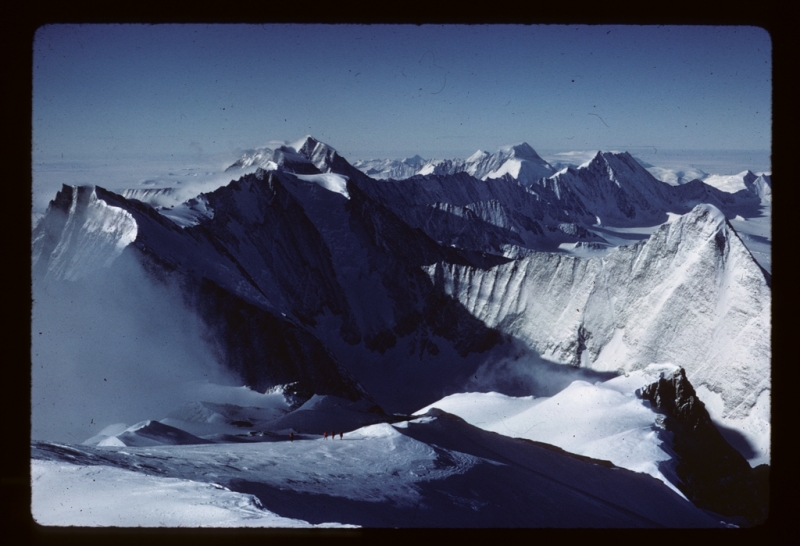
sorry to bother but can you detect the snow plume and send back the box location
[31,250,239,444]
[32,154,237,217]
[463,341,617,398]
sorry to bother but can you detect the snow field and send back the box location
[31,459,348,527]
[415,364,685,496]
[33,419,486,527]
[32,405,728,528]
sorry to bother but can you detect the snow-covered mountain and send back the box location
[238,140,557,187]
[31,135,771,527]
[225,136,363,180]
[351,154,427,180]
[32,171,511,415]
[703,170,772,205]
[425,203,770,463]
[461,142,556,184]
[31,185,138,282]
[533,151,764,227]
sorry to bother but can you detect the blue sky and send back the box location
[33,24,771,162]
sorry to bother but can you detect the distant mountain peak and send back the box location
[403,154,426,165]
[586,150,648,175]
[498,142,540,159]
[289,135,319,153]
[741,170,758,185]
[466,150,489,162]
[226,136,353,176]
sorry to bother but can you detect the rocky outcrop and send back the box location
[639,368,769,526]
[182,275,374,405]
[745,172,771,204]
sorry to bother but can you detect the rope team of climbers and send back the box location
[289,431,344,441]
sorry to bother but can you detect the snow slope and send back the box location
[32,459,348,527]
[31,410,728,528]
[416,364,768,524]
[703,170,757,194]
[416,364,685,496]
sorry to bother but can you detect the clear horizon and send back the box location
[32,24,772,213]
[34,24,771,162]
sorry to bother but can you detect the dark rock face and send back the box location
[342,180,509,359]
[41,157,510,414]
[639,368,769,526]
[114,242,375,409]
[356,171,604,254]
[186,276,373,406]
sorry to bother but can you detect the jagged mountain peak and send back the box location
[289,134,318,151]
[639,367,769,525]
[680,202,727,230]
[497,142,541,159]
[741,170,758,185]
[577,151,662,190]
[403,154,426,166]
[466,150,489,162]
[225,135,361,180]
[289,135,339,159]
[589,150,640,169]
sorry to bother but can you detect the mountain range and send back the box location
[31,136,771,527]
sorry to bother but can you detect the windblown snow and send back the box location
[295,172,350,199]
